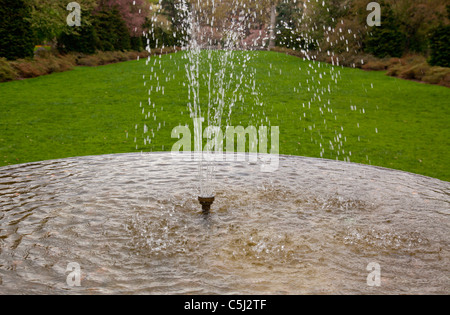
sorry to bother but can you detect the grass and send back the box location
[0,50,449,181]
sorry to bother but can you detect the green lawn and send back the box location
[0,51,449,181]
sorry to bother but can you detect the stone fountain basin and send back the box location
[0,152,448,294]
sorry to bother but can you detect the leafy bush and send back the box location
[398,63,430,81]
[384,54,450,87]
[361,59,391,71]
[76,51,149,67]
[76,55,101,67]
[422,67,450,87]
[7,54,76,79]
[10,59,46,78]
[0,57,17,82]
[0,48,179,82]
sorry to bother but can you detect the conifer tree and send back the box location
[0,0,35,60]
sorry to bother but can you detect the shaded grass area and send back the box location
[0,51,449,181]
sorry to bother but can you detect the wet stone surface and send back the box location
[0,153,448,294]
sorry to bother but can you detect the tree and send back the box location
[429,24,450,67]
[94,7,131,51]
[27,0,66,44]
[0,0,35,60]
[268,2,277,49]
[275,0,305,49]
[160,0,188,45]
[57,12,98,54]
[389,0,448,54]
[96,0,149,50]
[363,1,406,58]
[97,0,149,36]
[27,0,98,44]
[161,0,183,29]
[56,1,99,54]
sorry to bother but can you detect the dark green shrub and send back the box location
[94,9,131,52]
[364,1,406,58]
[275,29,307,51]
[275,1,307,50]
[365,28,406,58]
[59,8,132,54]
[57,23,98,55]
[147,26,177,49]
[0,0,35,60]
[428,25,450,68]
[130,37,143,51]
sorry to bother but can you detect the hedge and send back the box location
[0,0,35,60]
[429,25,450,68]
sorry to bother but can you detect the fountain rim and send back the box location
[0,152,447,184]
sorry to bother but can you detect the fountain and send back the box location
[198,195,215,213]
[140,0,351,212]
[0,0,448,295]
[0,153,448,294]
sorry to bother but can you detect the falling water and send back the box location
[138,0,378,202]
[142,0,272,199]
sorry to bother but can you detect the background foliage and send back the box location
[0,0,449,69]
[0,0,35,60]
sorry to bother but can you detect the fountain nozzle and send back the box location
[198,196,215,213]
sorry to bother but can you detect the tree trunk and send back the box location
[268,4,276,50]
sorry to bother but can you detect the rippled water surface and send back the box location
[0,153,448,294]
